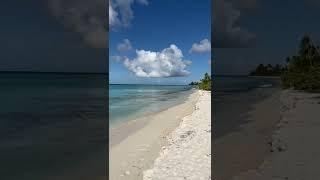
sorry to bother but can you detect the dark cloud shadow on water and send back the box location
[0,0,108,179]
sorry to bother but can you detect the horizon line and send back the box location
[110,83,189,86]
[0,71,107,75]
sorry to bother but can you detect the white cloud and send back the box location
[117,39,132,52]
[111,55,125,62]
[189,39,211,53]
[213,0,255,47]
[109,0,148,28]
[109,1,119,26]
[48,0,107,48]
[123,44,191,78]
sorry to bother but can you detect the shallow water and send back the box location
[109,84,194,127]
[213,76,281,137]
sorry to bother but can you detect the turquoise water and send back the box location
[109,84,194,126]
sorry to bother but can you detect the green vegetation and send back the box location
[249,35,320,92]
[281,35,320,91]
[189,81,199,86]
[189,72,211,91]
[250,64,284,76]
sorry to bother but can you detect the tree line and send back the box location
[282,35,320,91]
[250,64,284,76]
[189,72,211,91]
[250,35,320,92]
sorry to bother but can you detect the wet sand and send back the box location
[233,90,320,180]
[109,91,199,180]
[213,86,281,180]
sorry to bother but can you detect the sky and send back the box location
[213,0,320,75]
[3,0,320,76]
[109,0,211,84]
[0,0,107,73]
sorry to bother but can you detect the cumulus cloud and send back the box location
[117,39,132,52]
[46,0,147,47]
[122,44,191,78]
[213,0,256,48]
[111,55,126,62]
[109,0,148,28]
[47,0,107,48]
[189,39,211,53]
[109,1,119,26]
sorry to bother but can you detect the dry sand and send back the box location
[109,90,200,180]
[233,90,320,180]
[143,90,211,180]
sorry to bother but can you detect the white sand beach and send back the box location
[232,90,320,180]
[143,90,211,180]
[109,90,211,180]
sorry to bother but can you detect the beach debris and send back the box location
[180,130,195,139]
[132,165,142,170]
[125,170,130,175]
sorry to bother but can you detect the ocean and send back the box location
[109,84,194,127]
[214,76,278,94]
[213,76,281,138]
[0,73,108,180]
[0,73,279,179]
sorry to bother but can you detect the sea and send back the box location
[109,84,194,127]
[0,73,195,179]
[0,73,108,180]
[0,73,280,179]
[213,75,281,138]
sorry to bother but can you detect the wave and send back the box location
[258,84,273,88]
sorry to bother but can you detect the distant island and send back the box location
[189,72,211,91]
[249,35,320,92]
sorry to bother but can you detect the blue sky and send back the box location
[109,0,211,84]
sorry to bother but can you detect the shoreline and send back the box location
[232,90,320,179]
[109,89,197,147]
[109,90,200,180]
[248,75,281,79]
[213,83,320,180]
[213,85,281,179]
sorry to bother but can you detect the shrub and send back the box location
[198,72,211,91]
[281,35,320,92]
